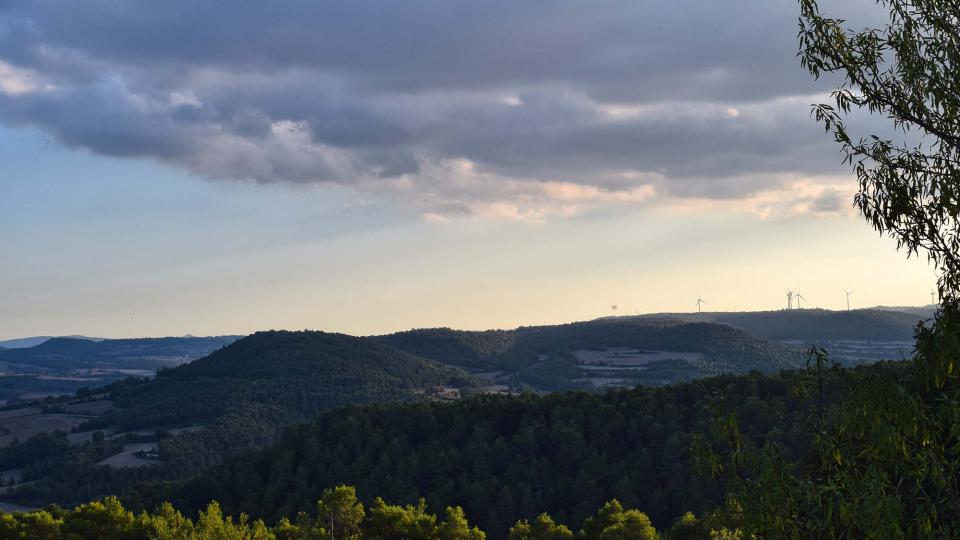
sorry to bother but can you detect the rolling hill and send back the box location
[380,317,804,391]
[95,330,472,431]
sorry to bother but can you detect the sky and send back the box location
[0,0,938,339]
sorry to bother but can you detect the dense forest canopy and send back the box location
[163,364,866,537]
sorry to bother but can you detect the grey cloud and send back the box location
[808,189,848,214]
[0,83,195,159]
[0,0,884,217]
[0,1,819,101]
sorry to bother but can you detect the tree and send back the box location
[596,510,658,540]
[0,510,62,540]
[317,486,365,540]
[272,518,304,540]
[363,497,436,540]
[799,0,960,295]
[138,502,195,540]
[61,496,137,540]
[665,512,705,540]
[581,500,626,539]
[437,506,485,540]
[581,501,658,540]
[508,513,574,540]
[784,10,960,536]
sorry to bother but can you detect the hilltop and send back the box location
[97,330,471,432]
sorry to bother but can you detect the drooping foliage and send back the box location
[799,0,960,294]
[692,3,960,536]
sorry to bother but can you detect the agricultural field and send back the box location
[573,347,705,367]
[98,442,160,469]
[782,339,916,365]
[59,399,114,416]
[570,347,707,388]
[0,407,91,447]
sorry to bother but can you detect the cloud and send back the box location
[0,60,44,95]
[372,158,656,223]
[0,0,882,220]
[658,177,857,219]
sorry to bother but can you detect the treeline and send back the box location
[0,485,736,539]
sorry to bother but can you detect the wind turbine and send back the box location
[785,289,794,310]
[696,297,706,313]
[843,289,855,311]
[931,289,937,306]
[795,292,806,309]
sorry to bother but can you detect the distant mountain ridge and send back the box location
[869,304,937,318]
[381,317,800,368]
[0,335,242,402]
[379,317,804,391]
[638,308,926,342]
[0,336,241,372]
[0,335,105,350]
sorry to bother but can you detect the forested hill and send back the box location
[1,331,473,508]
[96,330,471,432]
[644,308,925,342]
[380,317,803,389]
[168,362,873,537]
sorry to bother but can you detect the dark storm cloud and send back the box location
[0,1,819,99]
[0,0,884,217]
